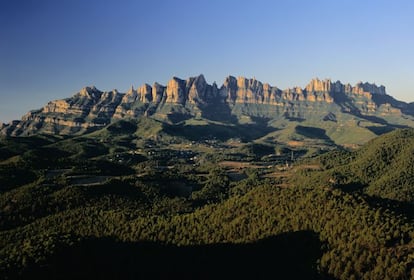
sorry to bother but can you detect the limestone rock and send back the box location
[188,74,208,104]
[152,82,166,104]
[1,74,411,137]
[351,82,386,97]
[78,86,101,99]
[122,86,138,103]
[222,76,238,103]
[138,84,153,103]
[90,90,124,117]
[166,77,186,104]
[305,78,331,92]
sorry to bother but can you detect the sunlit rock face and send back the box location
[152,82,166,104]
[2,75,412,136]
[137,84,152,103]
[305,78,332,92]
[165,77,186,104]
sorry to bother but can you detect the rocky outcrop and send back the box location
[222,76,282,104]
[187,74,221,105]
[138,84,153,103]
[188,75,208,104]
[353,82,386,96]
[123,86,138,103]
[90,89,124,117]
[152,83,165,104]
[222,76,238,103]
[235,77,265,104]
[305,78,332,92]
[42,86,103,116]
[165,77,186,104]
[1,75,412,136]
[223,76,335,104]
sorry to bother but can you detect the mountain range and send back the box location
[2,75,414,146]
[1,75,414,279]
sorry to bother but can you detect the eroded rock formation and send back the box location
[1,75,411,136]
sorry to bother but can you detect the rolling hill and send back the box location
[0,126,414,279]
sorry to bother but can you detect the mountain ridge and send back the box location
[2,75,414,140]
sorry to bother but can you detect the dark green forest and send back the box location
[0,127,414,279]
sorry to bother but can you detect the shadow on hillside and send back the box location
[365,124,408,136]
[200,102,239,123]
[295,126,335,143]
[164,123,275,142]
[23,231,324,280]
[365,126,396,136]
[371,94,414,117]
[284,116,306,122]
[363,195,414,222]
[0,135,57,160]
[106,120,138,134]
[335,182,366,193]
[332,91,410,128]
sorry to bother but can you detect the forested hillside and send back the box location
[1,129,414,279]
[305,128,414,202]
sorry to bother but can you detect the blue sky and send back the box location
[1,0,413,123]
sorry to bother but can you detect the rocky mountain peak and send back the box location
[188,74,206,85]
[188,75,208,104]
[152,82,166,104]
[1,74,411,137]
[79,86,101,99]
[126,85,136,95]
[138,84,153,103]
[303,79,387,97]
[354,82,386,95]
[305,78,332,92]
[165,77,186,104]
[223,76,237,89]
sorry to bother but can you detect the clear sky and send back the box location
[1,0,413,123]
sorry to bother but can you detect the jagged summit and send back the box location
[305,78,332,92]
[1,75,413,137]
[304,78,387,96]
[78,86,101,98]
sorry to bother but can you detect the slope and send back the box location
[307,128,414,202]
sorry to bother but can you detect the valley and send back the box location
[1,116,414,279]
[1,76,414,279]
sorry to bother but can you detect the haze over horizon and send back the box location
[1,0,413,123]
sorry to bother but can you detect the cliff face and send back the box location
[220,77,386,106]
[1,75,413,136]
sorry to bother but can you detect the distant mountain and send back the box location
[2,75,414,146]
